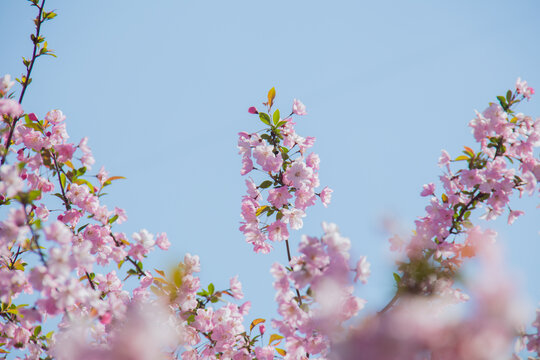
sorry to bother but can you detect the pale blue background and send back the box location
[2,0,540,327]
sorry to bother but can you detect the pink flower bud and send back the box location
[99,312,112,325]
[248,106,258,114]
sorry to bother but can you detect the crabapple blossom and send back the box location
[292,99,307,116]
[239,92,332,253]
[2,16,540,359]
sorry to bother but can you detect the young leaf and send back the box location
[267,87,276,108]
[454,155,469,161]
[269,333,284,345]
[463,146,475,157]
[273,109,280,125]
[250,318,266,331]
[259,113,271,126]
[256,205,268,216]
[154,269,166,278]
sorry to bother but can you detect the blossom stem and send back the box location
[1,0,47,166]
[285,239,303,305]
[378,293,400,314]
[51,153,71,210]
[23,205,47,266]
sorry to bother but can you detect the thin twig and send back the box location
[1,0,47,165]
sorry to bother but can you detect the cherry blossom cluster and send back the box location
[4,3,540,358]
[0,72,175,356]
[270,222,369,358]
[0,4,280,357]
[1,73,271,358]
[335,232,523,360]
[388,81,540,301]
[239,89,332,253]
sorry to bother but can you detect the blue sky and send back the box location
[2,0,540,323]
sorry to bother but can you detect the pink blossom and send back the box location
[57,209,83,226]
[320,186,333,207]
[253,144,283,172]
[516,77,535,100]
[248,106,258,114]
[20,126,47,151]
[229,275,244,299]
[113,207,128,224]
[96,166,109,185]
[55,143,76,163]
[35,204,50,221]
[156,232,170,250]
[240,155,253,175]
[0,99,23,118]
[268,220,289,241]
[438,149,451,169]
[354,256,371,284]
[420,183,436,197]
[283,160,313,189]
[45,109,66,124]
[267,186,291,208]
[254,346,274,360]
[81,152,95,169]
[44,221,73,244]
[295,188,316,210]
[281,208,306,230]
[194,308,214,332]
[507,210,525,225]
[0,164,23,197]
[0,74,15,95]
[306,152,320,169]
[292,99,307,115]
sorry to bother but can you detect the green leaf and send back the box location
[506,90,512,103]
[77,223,89,233]
[259,113,271,126]
[496,96,508,110]
[259,180,273,189]
[273,109,280,125]
[33,326,41,337]
[208,283,215,295]
[44,11,57,20]
[393,272,401,284]
[23,123,42,132]
[60,173,66,189]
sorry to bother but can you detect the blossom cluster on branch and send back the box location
[1,2,540,360]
